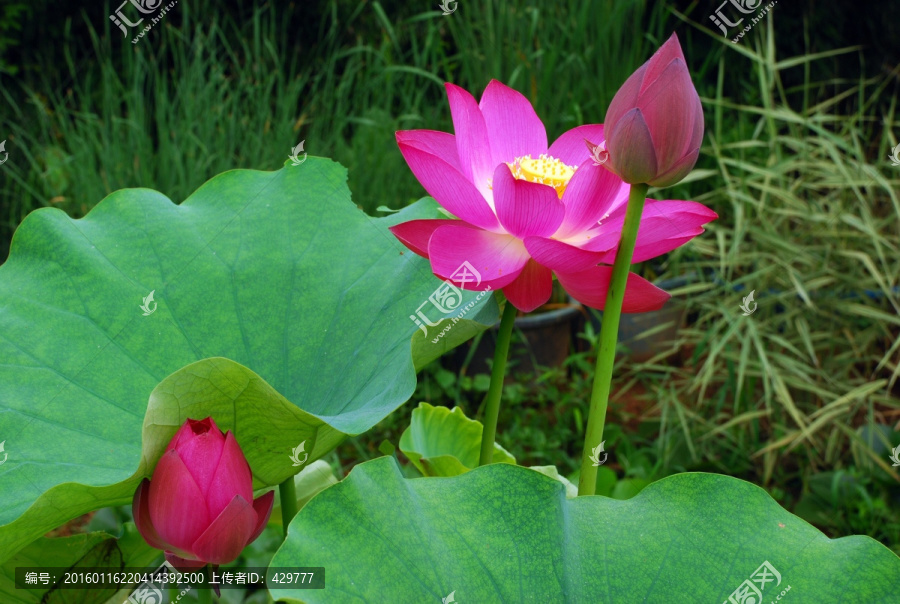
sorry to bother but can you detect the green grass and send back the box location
[659,15,900,550]
[0,0,672,259]
[0,2,309,261]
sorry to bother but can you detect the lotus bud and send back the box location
[132,417,274,569]
[603,33,704,187]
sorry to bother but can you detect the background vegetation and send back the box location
[1,0,899,556]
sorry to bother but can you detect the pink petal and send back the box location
[445,83,494,197]
[168,417,217,452]
[492,164,564,238]
[206,431,254,520]
[689,91,704,150]
[606,108,658,185]
[248,491,276,543]
[502,259,553,313]
[639,33,687,96]
[547,124,606,167]
[149,450,211,553]
[171,421,226,499]
[190,495,258,565]
[164,553,207,570]
[573,226,628,252]
[389,219,460,258]
[479,80,548,166]
[429,224,530,290]
[396,130,462,173]
[398,142,500,231]
[648,147,700,189]
[557,266,670,313]
[598,200,718,264]
[132,478,169,552]
[635,58,701,171]
[605,64,646,132]
[555,160,629,239]
[524,236,609,273]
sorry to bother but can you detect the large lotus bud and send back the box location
[603,33,704,187]
[132,417,274,569]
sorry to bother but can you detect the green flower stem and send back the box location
[279,477,298,539]
[478,300,518,466]
[578,182,648,496]
[198,568,213,604]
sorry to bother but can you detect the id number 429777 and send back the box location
[270,572,315,584]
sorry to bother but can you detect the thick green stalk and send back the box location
[578,183,648,496]
[198,568,213,604]
[279,478,298,539]
[478,300,518,466]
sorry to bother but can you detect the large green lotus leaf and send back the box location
[139,357,345,490]
[0,159,497,562]
[398,402,515,476]
[269,457,900,603]
[410,303,498,372]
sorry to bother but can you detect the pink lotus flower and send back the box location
[133,417,274,569]
[390,80,716,312]
[603,33,704,187]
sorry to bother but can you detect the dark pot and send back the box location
[448,299,583,376]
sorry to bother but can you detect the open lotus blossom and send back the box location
[602,32,704,187]
[389,79,717,312]
[133,417,274,569]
